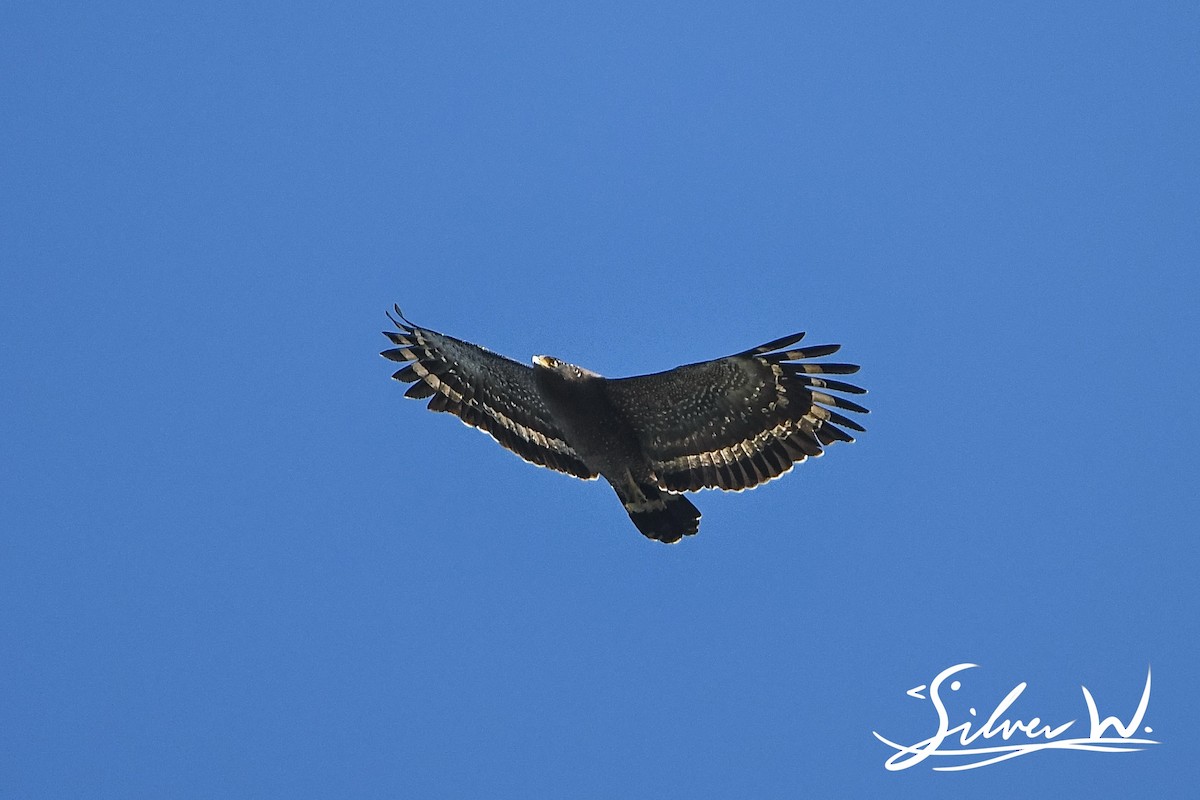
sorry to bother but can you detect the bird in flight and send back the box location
[381,307,867,543]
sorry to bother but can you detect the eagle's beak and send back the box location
[532,355,552,368]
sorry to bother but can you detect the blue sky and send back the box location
[3,1,1198,797]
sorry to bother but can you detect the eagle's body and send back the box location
[381,307,867,543]
[532,357,702,537]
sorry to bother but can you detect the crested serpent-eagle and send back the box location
[381,307,867,543]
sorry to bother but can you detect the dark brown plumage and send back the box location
[381,307,867,543]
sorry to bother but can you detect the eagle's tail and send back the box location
[617,482,701,544]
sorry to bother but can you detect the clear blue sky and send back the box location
[3,1,1197,797]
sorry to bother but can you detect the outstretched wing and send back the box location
[606,332,867,493]
[381,308,597,480]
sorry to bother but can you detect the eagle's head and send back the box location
[532,355,602,381]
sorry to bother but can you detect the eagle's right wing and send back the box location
[606,332,867,493]
[381,308,597,480]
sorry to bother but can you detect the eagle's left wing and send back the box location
[605,332,867,493]
[382,308,597,480]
